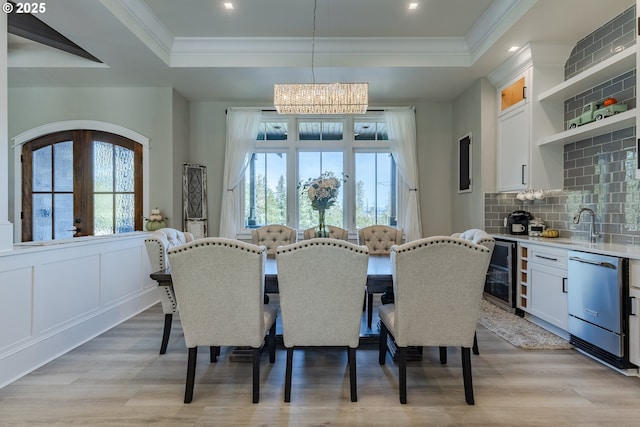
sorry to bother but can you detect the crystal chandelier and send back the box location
[274,83,368,114]
[273,0,368,115]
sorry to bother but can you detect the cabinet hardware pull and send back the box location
[523,86,527,99]
[562,277,567,293]
[521,164,526,185]
[630,296,637,316]
[535,254,558,262]
[568,256,616,269]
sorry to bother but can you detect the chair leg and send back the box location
[367,292,374,329]
[439,346,447,364]
[348,347,357,402]
[378,322,388,365]
[398,346,407,404]
[472,331,479,355]
[160,313,172,354]
[252,347,260,403]
[210,346,219,363]
[184,347,197,403]
[285,347,294,402]
[269,321,277,363]
[461,347,474,405]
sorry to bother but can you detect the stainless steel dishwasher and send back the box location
[567,251,632,369]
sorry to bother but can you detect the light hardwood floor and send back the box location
[2,298,640,426]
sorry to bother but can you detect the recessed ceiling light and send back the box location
[408,3,419,10]
[223,2,234,10]
[508,46,519,52]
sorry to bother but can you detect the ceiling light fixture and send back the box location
[223,2,234,10]
[409,3,419,10]
[274,0,368,115]
[508,46,519,52]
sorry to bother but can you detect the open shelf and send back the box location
[538,109,636,146]
[538,45,637,102]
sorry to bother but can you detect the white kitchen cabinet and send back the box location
[497,103,530,191]
[526,245,568,331]
[488,44,567,192]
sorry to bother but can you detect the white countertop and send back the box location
[492,233,640,261]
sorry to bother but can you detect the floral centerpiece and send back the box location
[299,172,343,237]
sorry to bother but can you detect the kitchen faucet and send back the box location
[573,207,599,243]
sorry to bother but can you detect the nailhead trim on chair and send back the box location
[170,239,266,255]
[392,238,490,254]
[276,238,369,255]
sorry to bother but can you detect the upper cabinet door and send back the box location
[497,103,530,192]
[500,74,528,115]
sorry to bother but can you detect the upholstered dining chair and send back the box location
[276,238,369,402]
[378,236,491,405]
[144,228,195,354]
[251,224,297,258]
[303,225,349,240]
[357,225,403,328]
[450,228,495,355]
[167,238,277,404]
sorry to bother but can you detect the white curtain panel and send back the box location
[219,109,262,238]
[385,109,422,242]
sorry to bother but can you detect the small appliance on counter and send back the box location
[528,218,546,237]
[505,210,533,235]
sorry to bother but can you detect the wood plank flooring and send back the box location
[2,297,640,426]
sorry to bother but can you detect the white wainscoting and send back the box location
[0,232,158,388]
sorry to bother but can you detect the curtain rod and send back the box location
[226,106,414,114]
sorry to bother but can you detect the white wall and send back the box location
[7,86,188,233]
[451,78,497,232]
[171,90,190,228]
[414,100,455,237]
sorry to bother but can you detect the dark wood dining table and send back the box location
[149,255,393,335]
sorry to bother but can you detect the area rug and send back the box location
[478,300,573,350]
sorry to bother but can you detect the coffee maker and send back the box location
[506,210,533,235]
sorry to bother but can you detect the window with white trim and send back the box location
[242,114,397,234]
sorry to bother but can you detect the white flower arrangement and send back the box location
[299,172,344,211]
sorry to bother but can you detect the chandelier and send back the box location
[274,83,368,114]
[273,0,368,115]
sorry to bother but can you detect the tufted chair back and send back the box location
[451,228,495,253]
[357,225,403,255]
[145,228,195,273]
[303,225,349,241]
[251,224,297,258]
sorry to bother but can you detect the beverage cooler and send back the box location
[484,239,518,313]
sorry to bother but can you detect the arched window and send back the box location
[21,130,143,241]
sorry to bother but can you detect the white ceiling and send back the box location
[7,0,636,104]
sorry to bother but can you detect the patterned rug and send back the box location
[478,300,573,350]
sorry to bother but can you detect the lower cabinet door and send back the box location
[629,287,640,366]
[529,262,568,330]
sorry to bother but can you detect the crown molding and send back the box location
[105,0,525,69]
[170,37,471,67]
